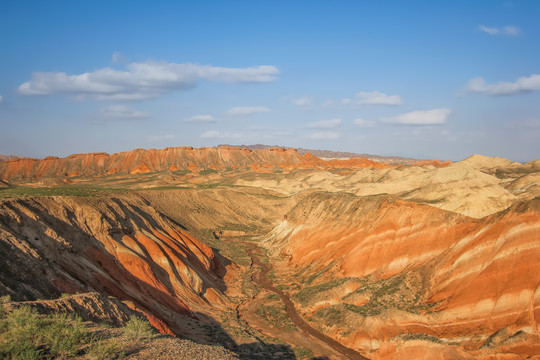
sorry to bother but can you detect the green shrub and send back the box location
[45,313,90,357]
[199,168,218,176]
[87,340,125,360]
[123,316,155,340]
[0,306,90,359]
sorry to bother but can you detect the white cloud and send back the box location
[225,106,270,116]
[18,61,279,101]
[100,105,150,119]
[307,118,342,129]
[292,97,314,107]
[342,91,402,106]
[200,130,244,139]
[478,25,521,36]
[381,108,451,125]
[306,131,341,140]
[184,114,216,123]
[353,118,375,128]
[321,100,337,108]
[464,74,540,96]
[0,95,3,103]
[111,51,128,64]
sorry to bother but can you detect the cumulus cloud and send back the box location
[306,131,341,140]
[307,118,342,129]
[292,97,314,107]
[184,114,216,123]
[353,118,375,128]
[464,74,540,96]
[225,106,270,116]
[200,130,244,139]
[100,105,150,119]
[342,91,402,106]
[381,108,451,125]
[18,61,279,101]
[478,25,521,36]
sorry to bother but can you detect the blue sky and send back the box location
[1,1,539,161]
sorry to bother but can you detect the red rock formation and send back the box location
[0,146,391,181]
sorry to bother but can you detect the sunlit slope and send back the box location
[262,193,540,358]
[234,154,540,218]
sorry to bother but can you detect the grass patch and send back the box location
[293,346,314,359]
[256,304,295,332]
[87,339,125,360]
[0,306,90,359]
[0,186,123,199]
[0,306,152,359]
[265,293,280,301]
[294,277,358,304]
[199,169,219,176]
[123,316,155,340]
[394,333,442,343]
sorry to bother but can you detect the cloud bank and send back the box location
[342,91,402,106]
[307,118,342,129]
[465,74,540,96]
[225,106,270,116]
[18,62,279,101]
[306,131,341,140]
[184,115,216,123]
[200,130,244,139]
[381,108,451,125]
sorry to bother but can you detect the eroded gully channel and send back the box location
[244,242,369,360]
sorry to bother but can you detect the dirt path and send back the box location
[243,242,369,360]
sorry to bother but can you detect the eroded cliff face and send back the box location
[262,193,540,359]
[0,146,388,181]
[0,195,227,337]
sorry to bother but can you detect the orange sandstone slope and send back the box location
[0,146,389,181]
[0,195,227,338]
[263,193,540,359]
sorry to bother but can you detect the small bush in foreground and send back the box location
[123,316,155,340]
[87,340,125,360]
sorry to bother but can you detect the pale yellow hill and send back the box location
[232,155,539,218]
